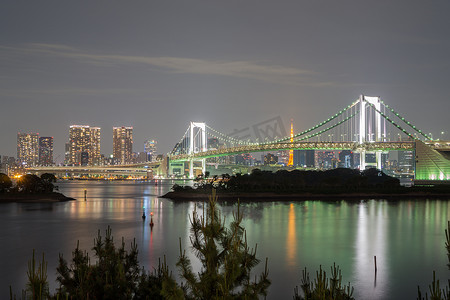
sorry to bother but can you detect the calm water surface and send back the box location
[0,180,449,299]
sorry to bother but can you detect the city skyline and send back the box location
[1,1,450,161]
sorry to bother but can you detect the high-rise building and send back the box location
[64,142,70,165]
[305,150,315,168]
[144,139,157,162]
[17,132,39,166]
[39,137,53,166]
[113,126,133,165]
[293,150,315,168]
[338,150,354,169]
[315,151,338,169]
[399,150,415,174]
[293,150,302,166]
[69,125,101,166]
[264,153,278,165]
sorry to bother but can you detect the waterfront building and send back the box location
[144,139,157,162]
[338,150,354,169]
[113,126,133,165]
[399,150,415,175]
[293,150,315,168]
[17,132,39,166]
[277,150,288,165]
[0,156,17,176]
[381,153,389,170]
[235,153,253,165]
[64,143,70,165]
[69,125,101,166]
[305,150,315,168]
[315,151,338,169]
[133,152,148,163]
[293,150,301,167]
[264,153,278,165]
[39,137,53,166]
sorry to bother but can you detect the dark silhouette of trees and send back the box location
[25,249,50,300]
[15,227,165,299]
[16,192,271,299]
[185,168,401,194]
[13,174,57,194]
[17,175,45,193]
[56,226,164,300]
[0,173,12,192]
[40,173,56,192]
[40,173,56,183]
[294,264,354,300]
[162,191,271,299]
[417,221,450,300]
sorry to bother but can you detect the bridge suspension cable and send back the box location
[364,101,425,141]
[379,99,432,140]
[205,125,257,145]
[292,110,359,142]
[269,100,359,144]
[171,126,190,155]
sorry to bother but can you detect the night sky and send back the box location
[1,1,449,162]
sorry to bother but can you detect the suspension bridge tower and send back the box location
[188,122,207,178]
[357,95,384,170]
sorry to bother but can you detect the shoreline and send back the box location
[161,191,450,201]
[0,192,75,203]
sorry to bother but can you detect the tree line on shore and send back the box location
[10,192,450,300]
[0,173,57,195]
[173,168,404,195]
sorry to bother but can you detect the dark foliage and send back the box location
[40,173,57,183]
[162,190,271,299]
[0,173,12,192]
[417,221,450,300]
[55,226,163,300]
[293,264,354,300]
[16,174,54,193]
[185,168,402,194]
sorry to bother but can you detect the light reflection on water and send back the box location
[0,180,448,300]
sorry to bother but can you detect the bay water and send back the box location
[0,180,448,299]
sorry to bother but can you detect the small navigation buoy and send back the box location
[142,212,146,220]
[154,180,158,186]
[150,212,154,229]
[374,256,377,273]
[84,189,87,201]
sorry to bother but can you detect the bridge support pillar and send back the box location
[202,158,206,176]
[360,150,366,170]
[189,159,194,179]
[376,151,382,170]
[188,158,206,179]
[359,151,383,171]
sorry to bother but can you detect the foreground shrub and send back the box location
[56,226,143,299]
[417,221,450,300]
[294,263,354,300]
[162,190,271,299]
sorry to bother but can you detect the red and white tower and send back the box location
[288,119,294,166]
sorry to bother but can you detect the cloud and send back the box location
[0,87,147,98]
[0,43,335,87]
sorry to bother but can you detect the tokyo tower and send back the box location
[287,119,294,166]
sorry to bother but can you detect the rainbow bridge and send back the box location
[27,95,450,183]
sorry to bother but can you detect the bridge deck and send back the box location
[170,141,415,161]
